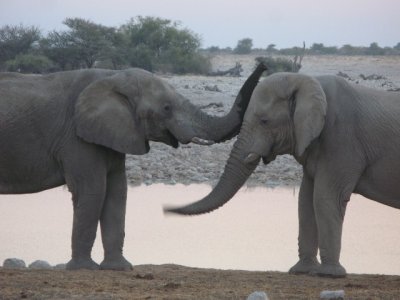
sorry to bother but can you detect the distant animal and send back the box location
[166,72,400,278]
[0,64,266,270]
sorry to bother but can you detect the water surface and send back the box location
[0,184,399,275]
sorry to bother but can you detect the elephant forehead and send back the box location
[253,79,290,103]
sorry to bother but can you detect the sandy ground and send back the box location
[2,55,400,299]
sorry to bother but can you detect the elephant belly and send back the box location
[0,168,65,194]
[355,159,400,209]
[0,149,65,194]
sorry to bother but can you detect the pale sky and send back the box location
[0,0,399,49]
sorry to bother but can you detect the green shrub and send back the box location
[5,54,54,73]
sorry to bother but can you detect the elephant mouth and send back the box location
[150,130,179,148]
[163,130,179,148]
[167,130,179,148]
[262,154,277,164]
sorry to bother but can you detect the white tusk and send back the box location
[244,152,261,164]
[191,137,215,145]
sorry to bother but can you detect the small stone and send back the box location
[247,291,269,300]
[53,264,67,270]
[163,282,181,289]
[3,258,26,269]
[320,290,345,299]
[28,260,52,269]
[204,85,222,92]
[135,273,154,280]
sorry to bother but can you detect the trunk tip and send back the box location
[163,206,202,216]
[191,137,215,145]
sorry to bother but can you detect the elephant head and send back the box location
[75,64,266,155]
[165,72,327,215]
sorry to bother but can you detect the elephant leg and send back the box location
[311,167,357,278]
[99,164,133,271]
[66,180,107,270]
[289,172,320,274]
[61,147,109,270]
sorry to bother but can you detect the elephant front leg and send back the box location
[289,173,320,275]
[99,168,133,271]
[67,191,106,270]
[311,174,353,278]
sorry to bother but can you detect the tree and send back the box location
[266,44,277,53]
[0,24,41,67]
[40,31,81,70]
[41,18,118,69]
[233,38,253,54]
[120,16,209,73]
[63,18,117,68]
[366,42,384,55]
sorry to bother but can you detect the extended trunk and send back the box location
[165,129,259,215]
[191,63,266,143]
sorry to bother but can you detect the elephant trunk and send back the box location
[165,127,260,215]
[189,63,266,143]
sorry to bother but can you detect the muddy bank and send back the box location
[126,55,400,187]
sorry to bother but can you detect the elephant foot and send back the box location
[310,263,347,278]
[289,257,320,275]
[100,255,133,271]
[66,258,100,270]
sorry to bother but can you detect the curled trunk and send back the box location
[191,62,266,143]
[165,128,260,215]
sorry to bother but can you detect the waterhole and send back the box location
[0,184,399,275]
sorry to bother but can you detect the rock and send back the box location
[337,71,351,79]
[3,258,26,269]
[53,263,67,270]
[163,282,181,289]
[247,291,269,300]
[28,260,52,269]
[135,273,155,280]
[320,290,345,299]
[204,85,222,92]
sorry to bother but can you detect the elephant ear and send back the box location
[75,74,149,155]
[290,74,327,157]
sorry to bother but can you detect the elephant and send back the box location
[165,72,400,278]
[0,63,266,270]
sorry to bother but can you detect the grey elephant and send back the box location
[166,72,400,277]
[0,64,266,270]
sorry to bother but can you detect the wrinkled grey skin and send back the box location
[166,72,400,278]
[0,65,266,270]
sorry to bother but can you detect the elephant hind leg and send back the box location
[311,161,363,278]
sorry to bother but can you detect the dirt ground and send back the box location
[2,264,400,299]
[2,55,400,299]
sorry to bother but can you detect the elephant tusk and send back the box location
[244,152,261,164]
[191,137,215,145]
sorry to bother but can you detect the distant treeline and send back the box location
[1,17,399,74]
[205,41,400,56]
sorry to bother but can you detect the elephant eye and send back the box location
[260,118,268,126]
[163,104,171,112]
